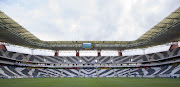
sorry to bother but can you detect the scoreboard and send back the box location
[82,43,94,50]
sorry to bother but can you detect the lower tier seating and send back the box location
[0,65,180,78]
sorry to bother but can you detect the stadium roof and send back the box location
[0,7,180,51]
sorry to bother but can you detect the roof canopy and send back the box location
[0,8,180,50]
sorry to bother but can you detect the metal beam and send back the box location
[153,26,167,29]
[0,18,9,19]
[173,12,180,13]
[160,22,172,25]
[9,26,22,28]
[166,18,180,20]
[0,22,15,25]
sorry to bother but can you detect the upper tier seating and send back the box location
[0,47,180,64]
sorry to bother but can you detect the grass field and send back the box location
[0,77,180,87]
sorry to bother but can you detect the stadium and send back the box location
[0,0,180,87]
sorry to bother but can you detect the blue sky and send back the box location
[0,0,179,56]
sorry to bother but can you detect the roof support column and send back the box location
[76,50,79,56]
[0,44,7,51]
[169,42,179,50]
[98,50,101,56]
[31,49,34,55]
[118,50,122,56]
[54,50,59,56]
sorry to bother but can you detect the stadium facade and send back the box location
[0,7,180,79]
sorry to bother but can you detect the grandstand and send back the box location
[0,2,179,85]
[0,46,180,78]
[0,7,179,80]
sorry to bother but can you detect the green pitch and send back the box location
[0,77,180,87]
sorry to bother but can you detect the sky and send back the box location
[0,0,180,56]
